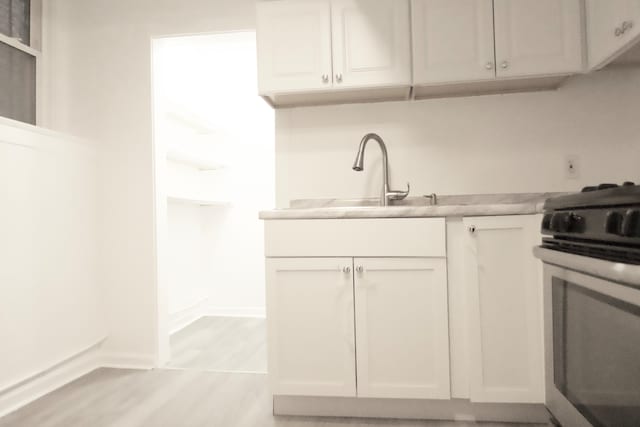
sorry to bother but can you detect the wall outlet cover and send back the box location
[565,155,580,179]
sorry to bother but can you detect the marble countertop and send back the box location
[259,193,564,220]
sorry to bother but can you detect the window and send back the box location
[0,0,31,45]
[0,0,37,125]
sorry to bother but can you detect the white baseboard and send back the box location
[274,396,549,424]
[0,305,266,418]
[168,298,210,335]
[100,353,156,370]
[0,340,104,418]
[169,299,266,335]
[204,306,266,318]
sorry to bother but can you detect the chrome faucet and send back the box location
[352,133,410,206]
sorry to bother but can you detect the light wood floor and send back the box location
[167,316,267,373]
[0,368,550,427]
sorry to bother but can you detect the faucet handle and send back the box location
[423,193,438,205]
[387,182,410,201]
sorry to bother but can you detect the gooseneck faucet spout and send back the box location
[352,133,409,206]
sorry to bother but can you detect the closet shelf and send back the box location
[166,150,227,171]
[167,195,231,207]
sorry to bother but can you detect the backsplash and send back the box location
[275,67,640,208]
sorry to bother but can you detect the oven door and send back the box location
[544,263,640,427]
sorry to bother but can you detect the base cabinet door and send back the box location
[266,257,356,397]
[353,257,450,399]
[463,215,544,403]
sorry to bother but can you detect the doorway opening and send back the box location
[151,31,274,373]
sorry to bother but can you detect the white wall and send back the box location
[45,0,257,364]
[43,0,640,363]
[276,67,640,207]
[0,118,104,392]
[166,203,207,315]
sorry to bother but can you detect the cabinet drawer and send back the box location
[265,218,446,257]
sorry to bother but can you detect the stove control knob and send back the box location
[569,213,584,233]
[621,209,640,237]
[598,183,619,190]
[551,212,571,233]
[541,214,553,233]
[605,211,623,235]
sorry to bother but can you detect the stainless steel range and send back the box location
[534,182,640,427]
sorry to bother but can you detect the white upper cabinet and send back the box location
[493,0,583,78]
[256,0,411,105]
[411,0,583,94]
[256,0,332,94]
[354,257,450,399]
[463,215,544,403]
[411,0,495,84]
[586,0,640,70]
[255,0,606,104]
[331,0,411,88]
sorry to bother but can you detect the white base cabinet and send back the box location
[354,257,450,399]
[264,218,450,400]
[266,255,450,400]
[264,215,545,413]
[266,257,356,397]
[462,215,544,403]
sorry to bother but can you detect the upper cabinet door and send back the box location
[411,0,495,85]
[586,0,640,70]
[493,0,583,78]
[354,257,450,400]
[256,0,333,94]
[330,0,411,89]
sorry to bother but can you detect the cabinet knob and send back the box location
[500,61,509,69]
[322,74,329,83]
[615,26,623,37]
[355,266,363,273]
[336,73,343,83]
[342,266,351,274]
[469,225,476,234]
[485,61,494,70]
